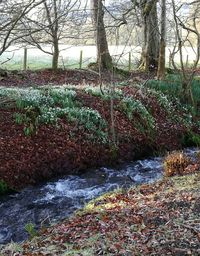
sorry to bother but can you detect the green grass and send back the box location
[1,58,88,70]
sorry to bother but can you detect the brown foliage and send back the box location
[163,151,192,176]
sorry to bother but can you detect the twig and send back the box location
[181,224,200,234]
[185,219,200,223]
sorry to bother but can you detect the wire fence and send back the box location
[0,44,198,71]
[0,45,142,71]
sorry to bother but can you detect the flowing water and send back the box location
[0,148,197,244]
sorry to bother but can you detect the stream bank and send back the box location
[0,151,199,255]
[1,83,198,191]
[0,148,198,245]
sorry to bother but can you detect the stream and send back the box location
[0,148,198,244]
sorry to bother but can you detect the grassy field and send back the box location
[0,45,134,70]
[0,45,199,70]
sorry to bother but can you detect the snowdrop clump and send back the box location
[84,86,122,99]
[147,88,173,114]
[2,86,107,141]
[49,88,76,99]
[147,88,193,128]
[121,96,156,132]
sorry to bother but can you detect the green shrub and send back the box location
[0,87,77,110]
[13,106,41,135]
[147,89,174,115]
[16,91,54,110]
[146,87,194,129]
[38,105,108,141]
[14,112,24,125]
[38,107,60,124]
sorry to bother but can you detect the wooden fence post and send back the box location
[23,48,27,70]
[79,50,83,69]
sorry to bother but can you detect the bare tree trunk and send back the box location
[44,0,59,70]
[52,39,59,70]
[91,0,112,70]
[139,0,159,71]
[157,0,166,80]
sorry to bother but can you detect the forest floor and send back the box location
[0,69,200,255]
[0,68,200,88]
[0,68,151,87]
[0,68,195,190]
[0,68,200,191]
[1,172,200,255]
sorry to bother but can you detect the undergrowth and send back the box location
[145,75,200,145]
[24,223,37,240]
[120,96,155,134]
[146,88,193,128]
[163,151,192,177]
[84,86,122,100]
[0,180,10,195]
[181,131,200,147]
[1,83,200,145]
[146,74,200,105]
[0,87,107,142]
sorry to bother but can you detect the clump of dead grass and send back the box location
[163,151,193,177]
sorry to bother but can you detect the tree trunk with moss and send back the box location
[91,0,112,70]
[139,0,159,71]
